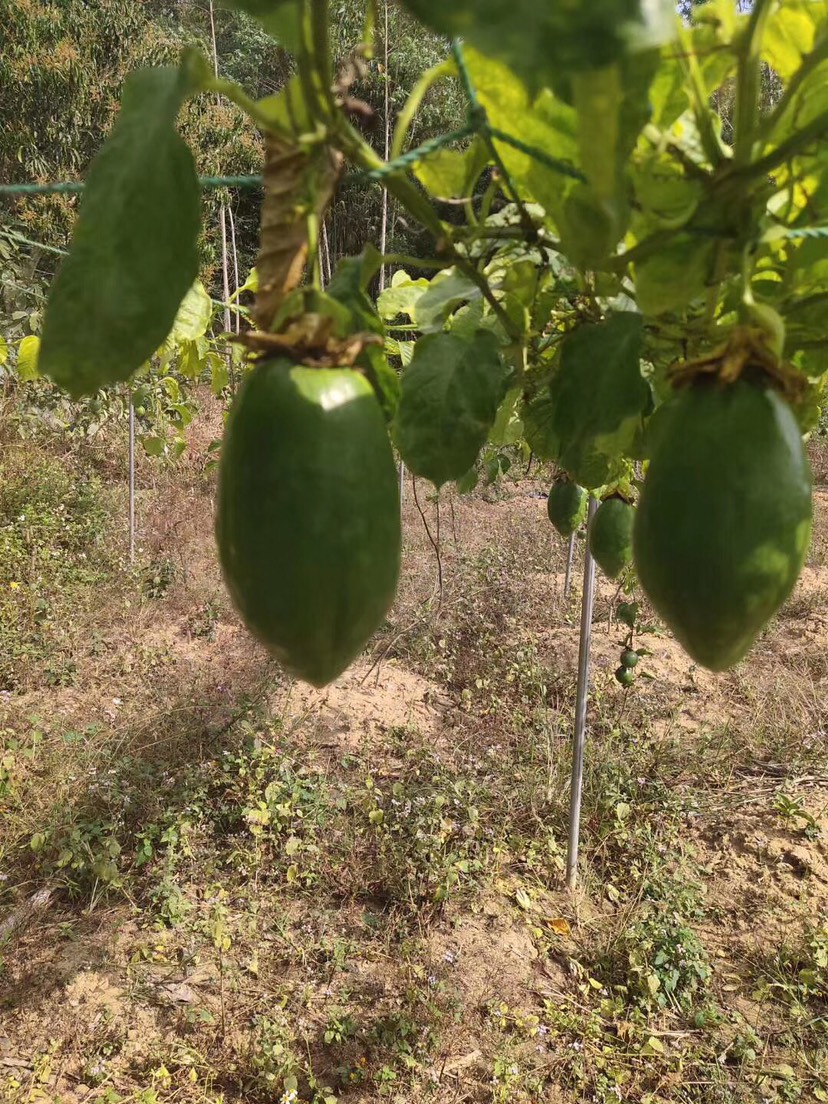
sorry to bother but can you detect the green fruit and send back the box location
[547,479,588,537]
[615,665,635,687]
[589,497,634,579]
[634,380,812,672]
[620,648,639,669]
[216,359,401,687]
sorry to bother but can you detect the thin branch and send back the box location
[412,475,443,608]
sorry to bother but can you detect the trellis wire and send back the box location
[0,175,264,196]
[0,114,582,199]
[566,496,598,892]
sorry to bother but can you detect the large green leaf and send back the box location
[634,234,717,316]
[17,335,41,382]
[400,0,676,93]
[464,50,579,224]
[413,269,483,331]
[528,313,650,487]
[326,253,400,419]
[40,66,200,398]
[326,250,385,338]
[489,387,524,446]
[415,138,489,199]
[394,331,507,486]
[377,272,430,322]
[764,1,822,81]
[164,281,213,347]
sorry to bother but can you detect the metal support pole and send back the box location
[128,393,136,564]
[399,460,406,508]
[563,531,576,600]
[566,496,598,891]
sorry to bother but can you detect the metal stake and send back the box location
[566,496,598,891]
[563,531,576,600]
[128,393,136,564]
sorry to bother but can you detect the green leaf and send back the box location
[377,272,430,322]
[40,65,200,398]
[210,355,230,396]
[257,74,313,135]
[386,338,416,367]
[764,2,821,82]
[558,185,623,271]
[323,251,399,419]
[483,455,501,485]
[456,467,479,494]
[364,348,402,421]
[142,435,166,457]
[531,313,649,487]
[166,281,212,346]
[414,138,489,199]
[394,331,507,487]
[631,149,702,231]
[179,339,208,380]
[413,268,483,331]
[400,0,676,94]
[219,0,301,53]
[464,50,579,224]
[0,335,8,368]
[617,601,639,628]
[326,250,385,337]
[489,387,524,446]
[634,234,717,316]
[17,335,41,381]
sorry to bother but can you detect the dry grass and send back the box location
[0,412,827,1103]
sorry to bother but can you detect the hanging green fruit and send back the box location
[589,496,635,579]
[547,478,588,538]
[615,665,635,687]
[216,359,401,687]
[620,648,639,669]
[634,377,812,672]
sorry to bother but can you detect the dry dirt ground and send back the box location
[1,414,827,1103]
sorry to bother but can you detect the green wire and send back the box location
[0,174,264,196]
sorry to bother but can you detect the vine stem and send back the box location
[412,475,443,608]
[202,73,276,132]
[730,107,828,181]
[733,0,774,166]
[379,253,445,270]
[340,118,522,338]
[679,22,725,168]
[306,2,522,343]
[451,40,538,239]
[299,1,331,126]
[391,60,455,159]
